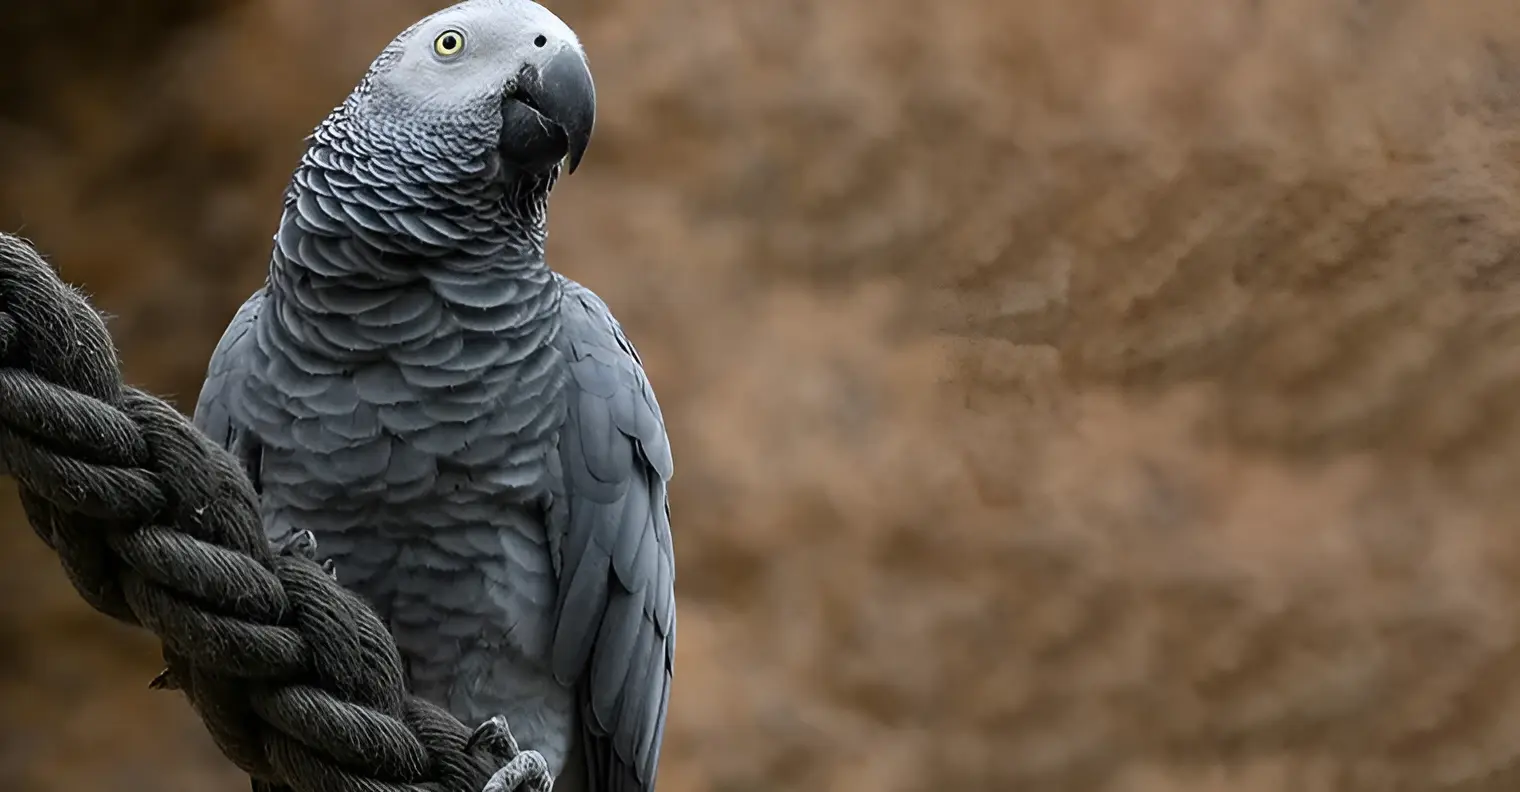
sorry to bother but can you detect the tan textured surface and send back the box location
[5,0,1520,790]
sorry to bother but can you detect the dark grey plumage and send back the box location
[192,3,674,791]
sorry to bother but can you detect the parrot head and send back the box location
[354,0,596,178]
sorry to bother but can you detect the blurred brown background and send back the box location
[5,0,1520,789]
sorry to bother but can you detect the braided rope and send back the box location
[0,233,545,792]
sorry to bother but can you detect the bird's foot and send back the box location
[467,715,553,792]
[273,529,318,559]
[273,530,339,580]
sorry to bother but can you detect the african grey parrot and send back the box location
[189,2,675,791]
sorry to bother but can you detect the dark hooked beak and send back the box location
[500,45,596,175]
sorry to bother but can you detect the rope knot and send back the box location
[0,232,525,792]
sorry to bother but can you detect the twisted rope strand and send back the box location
[0,233,528,792]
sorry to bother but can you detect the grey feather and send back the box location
[551,282,675,792]
[193,289,267,492]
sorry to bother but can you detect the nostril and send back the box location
[533,35,547,47]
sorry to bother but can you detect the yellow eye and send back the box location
[433,29,465,57]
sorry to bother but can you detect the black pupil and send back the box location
[442,34,458,49]
[534,35,547,47]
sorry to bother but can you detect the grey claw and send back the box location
[481,751,552,792]
[274,530,319,560]
[466,715,517,757]
[469,716,552,792]
[149,667,180,690]
[273,531,337,579]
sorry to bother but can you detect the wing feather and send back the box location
[192,287,267,489]
[551,278,675,792]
